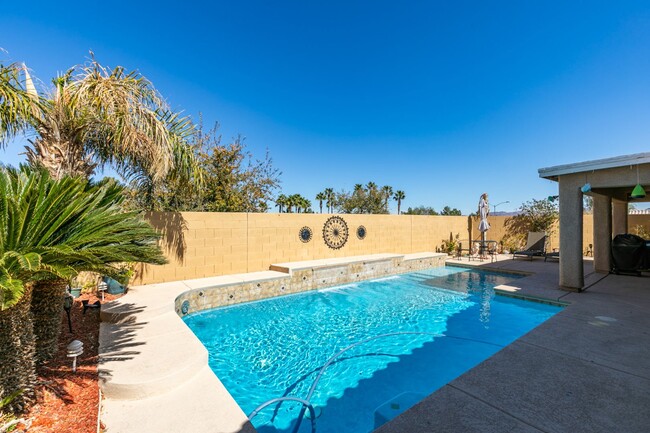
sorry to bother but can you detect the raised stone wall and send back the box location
[174,253,446,317]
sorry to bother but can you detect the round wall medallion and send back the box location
[299,226,313,243]
[323,216,349,249]
[357,225,367,240]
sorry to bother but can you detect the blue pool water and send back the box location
[183,266,562,433]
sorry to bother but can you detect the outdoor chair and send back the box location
[512,232,547,261]
[544,249,560,262]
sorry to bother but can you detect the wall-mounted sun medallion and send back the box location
[299,226,313,243]
[322,216,349,249]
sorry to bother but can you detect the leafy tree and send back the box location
[404,206,439,215]
[393,190,406,214]
[1,57,196,183]
[583,195,593,214]
[440,206,462,216]
[336,183,394,214]
[128,122,281,212]
[504,198,559,248]
[0,166,165,412]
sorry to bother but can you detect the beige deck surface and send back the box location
[377,254,650,433]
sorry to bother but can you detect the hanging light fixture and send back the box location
[631,165,646,199]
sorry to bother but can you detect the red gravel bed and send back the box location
[19,293,120,433]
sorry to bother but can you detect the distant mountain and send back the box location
[492,211,520,216]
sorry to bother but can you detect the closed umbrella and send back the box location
[478,193,490,258]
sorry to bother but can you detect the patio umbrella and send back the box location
[478,193,491,257]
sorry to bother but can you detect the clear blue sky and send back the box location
[2,1,650,214]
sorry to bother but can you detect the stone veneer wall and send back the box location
[174,253,446,317]
[137,211,650,285]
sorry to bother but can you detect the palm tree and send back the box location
[393,190,406,214]
[0,62,36,145]
[382,185,393,208]
[301,197,312,213]
[315,192,326,213]
[324,188,334,213]
[0,166,166,411]
[276,194,287,213]
[1,58,196,183]
[353,184,363,193]
[366,182,377,192]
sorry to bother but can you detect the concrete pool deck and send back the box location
[99,253,650,432]
[377,255,650,433]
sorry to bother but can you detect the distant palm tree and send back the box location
[353,183,364,193]
[315,192,326,213]
[276,194,287,213]
[382,185,393,208]
[393,190,406,214]
[324,187,334,213]
[301,197,312,213]
[1,58,196,183]
[366,182,377,192]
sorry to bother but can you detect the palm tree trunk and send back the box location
[0,283,37,413]
[31,279,68,363]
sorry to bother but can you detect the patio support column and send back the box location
[612,199,628,236]
[558,175,584,290]
[592,194,612,273]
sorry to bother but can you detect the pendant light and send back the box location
[631,165,646,199]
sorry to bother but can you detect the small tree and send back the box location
[0,166,166,411]
[403,206,439,215]
[504,198,559,248]
[440,206,461,216]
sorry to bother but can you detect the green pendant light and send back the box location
[631,184,646,199]
[631,165,646,199]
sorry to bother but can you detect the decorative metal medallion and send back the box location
[322,216,349,249]
[356,225,367,240]
[299,226,313,243]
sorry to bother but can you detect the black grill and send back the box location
[611,234,650,274]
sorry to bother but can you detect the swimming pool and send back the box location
[183,266,562,433]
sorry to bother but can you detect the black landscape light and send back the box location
[63,292,74,333]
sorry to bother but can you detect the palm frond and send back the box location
[0,62,40,146]
[0,166,166,308]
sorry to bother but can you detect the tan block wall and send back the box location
[135,213,471,284]
[135,212,650,285]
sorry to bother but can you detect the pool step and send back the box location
[100,281,189,323]
[99,311,207,400]
[101,365,255,433]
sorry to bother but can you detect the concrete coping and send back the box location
[270,253,405,273]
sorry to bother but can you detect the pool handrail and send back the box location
[248,396,316,433]
[250,331,442,433]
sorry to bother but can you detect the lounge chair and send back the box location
[544,249,559,262]
[512,232,547,261]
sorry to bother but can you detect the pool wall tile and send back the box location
[176,253,446,316]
